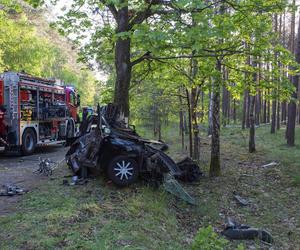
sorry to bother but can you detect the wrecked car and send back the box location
[66,104,202,202]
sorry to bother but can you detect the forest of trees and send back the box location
[47,0,300,176]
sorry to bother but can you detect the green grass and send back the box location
[0,178,188,250]
[222,125,300,186]
[1,125,300,249]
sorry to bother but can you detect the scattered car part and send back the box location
[176,157,204,182]
[0,184,27,196]
[163,173,196,205]
[233,192,250,206]
[35,157,65,176]
[62,176,88,186]
[261,162,279,168]
[222,217,273,244]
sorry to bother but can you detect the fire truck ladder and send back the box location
[7,83,18,122]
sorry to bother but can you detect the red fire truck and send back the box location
[0,71,80,155]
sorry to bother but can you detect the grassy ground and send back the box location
[0,125,299,249]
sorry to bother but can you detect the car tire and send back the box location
[107,156,139,186]
[21,128,36,155]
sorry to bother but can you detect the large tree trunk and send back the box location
[114,5,131,120]
[209,60,221,177]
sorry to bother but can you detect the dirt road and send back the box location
[0,145,68,215]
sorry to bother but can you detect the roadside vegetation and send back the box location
[1,125,299,249]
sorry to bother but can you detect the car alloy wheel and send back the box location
[107,156,139,186]
[114,160,134,181]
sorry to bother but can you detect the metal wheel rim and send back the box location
[114,160,134,180]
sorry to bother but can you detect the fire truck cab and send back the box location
[0,72,80,155]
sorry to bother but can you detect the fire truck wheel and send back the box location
[21,128,36,155]
[107,156,139,187]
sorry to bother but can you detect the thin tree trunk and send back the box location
[267,89,271,123]
[246,92,250,128]
[287,6,300,146]
[298,103,300,124]
[200,91,204,123]
[286,0,296,139]
[233,99,236,124]
[186,89,193,157]
[276,99,280,130]
[153,116,157,137]
[271,14,278,134]
[191,88,200,160]
[255,93,260,126]
[158,119,162,141]
[183,113,188,134]
[271,100,277,133]
[222,86,228,127]
[242,90,248,129]
[179,93,185,150]
[263,91,267,123]
[281,102,287,123]
[208,90,213,135]
[210,60,221,177]
[190,57,200,160]
[249,95,256,152]
[249,59,257,153]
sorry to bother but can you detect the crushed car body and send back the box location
[65,104,202,204]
